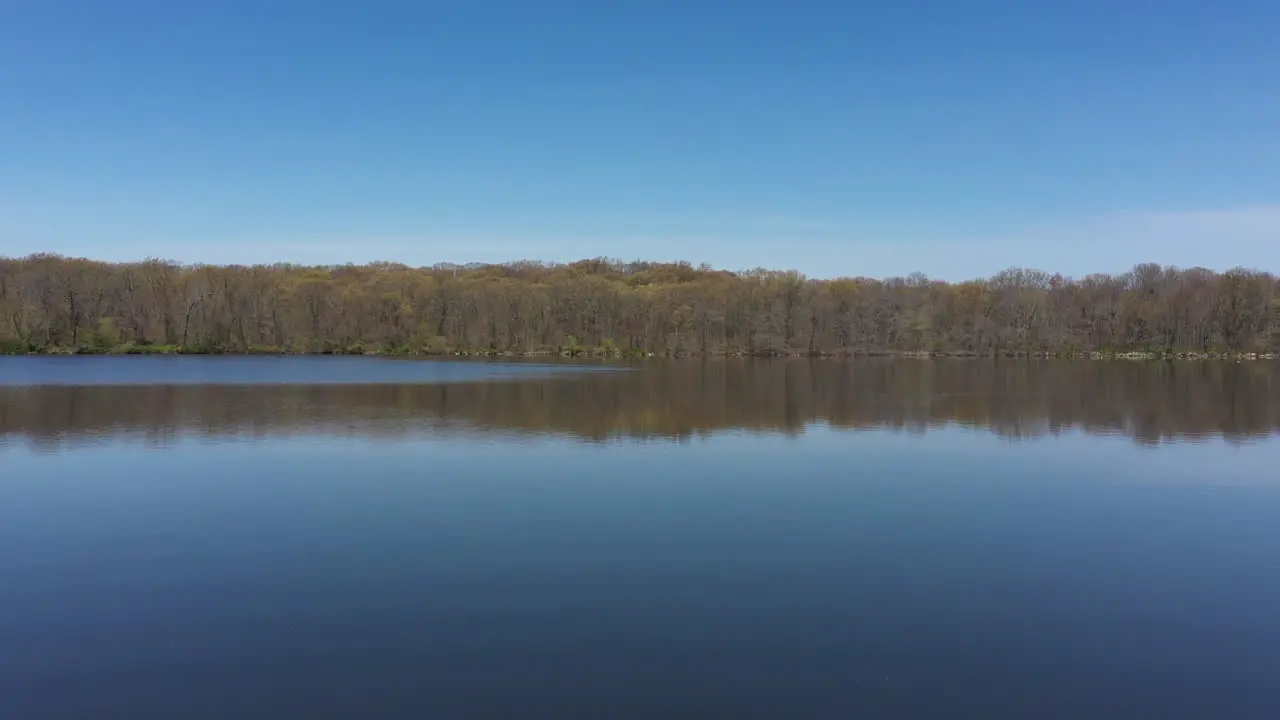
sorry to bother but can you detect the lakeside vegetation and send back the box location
[2,254,1278,358]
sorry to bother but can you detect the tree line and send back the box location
[3,360,1276,449]
[2,254,1278,356]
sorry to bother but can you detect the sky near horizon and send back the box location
[2,0,1278,281]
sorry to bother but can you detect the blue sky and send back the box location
[2,0,1278,280]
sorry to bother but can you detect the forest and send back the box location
[1,254,1278,357]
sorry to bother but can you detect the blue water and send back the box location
[0,355,612,386]
[1,359,1278,718]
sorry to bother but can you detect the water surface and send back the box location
[1,357,1278,718]
[0,355,611,387]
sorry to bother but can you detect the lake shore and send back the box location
[3,343,1276,361]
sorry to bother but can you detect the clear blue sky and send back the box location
[2,0,1277,280]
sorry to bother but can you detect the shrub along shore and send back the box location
[1,340,1275,361]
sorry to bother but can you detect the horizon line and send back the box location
[4,251,1276,283]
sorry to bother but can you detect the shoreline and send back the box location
[3,344,1276,361]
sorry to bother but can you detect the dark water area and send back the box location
[1,357,1279,718]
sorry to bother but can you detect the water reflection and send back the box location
[1,359,1276,450]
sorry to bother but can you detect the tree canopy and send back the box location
[2,255,1277,356]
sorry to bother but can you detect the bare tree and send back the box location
[0,254,1275,356]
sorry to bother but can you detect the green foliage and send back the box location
[0,339,30,355]
[94,317,121,348]
[103,342,172,355]
[180,343,227,355]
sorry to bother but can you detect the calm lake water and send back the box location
[1,357,1278,719]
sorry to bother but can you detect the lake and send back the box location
[1,356,1278,718]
